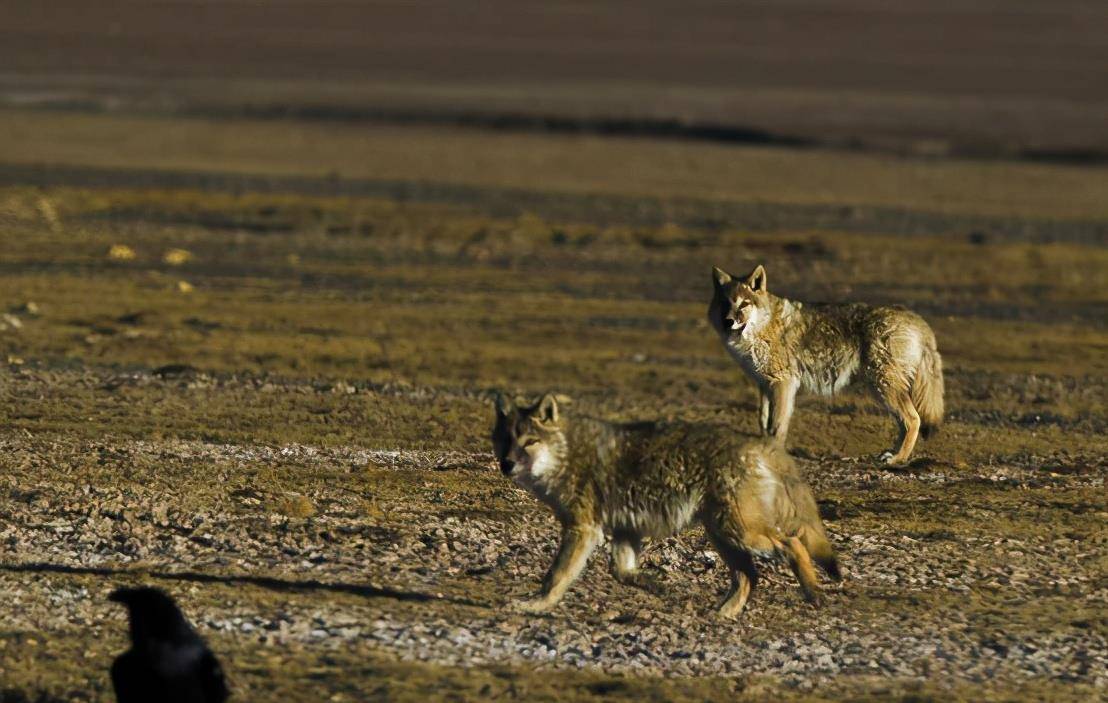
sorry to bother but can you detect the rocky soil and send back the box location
[1,370,1105,700]
[0,133,1104,700]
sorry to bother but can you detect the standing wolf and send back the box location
[491,393,841,617]
[708,264,944,465]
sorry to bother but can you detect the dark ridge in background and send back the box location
[171,105,1108,166]
[195,104,815,150]
[5,94,1108,165]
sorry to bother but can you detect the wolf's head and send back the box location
[709,264,770,340]
[491,393,567,484]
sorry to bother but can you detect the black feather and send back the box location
[109,587,229,703]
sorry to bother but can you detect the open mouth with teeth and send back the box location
[724,318,746,335]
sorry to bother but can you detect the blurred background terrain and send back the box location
[2,0,1108,159]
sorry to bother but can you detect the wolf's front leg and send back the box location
[758,390,771,435]
[766,378,800,441]
[515,524,601,613]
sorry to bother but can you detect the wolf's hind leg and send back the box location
[878,387,921,465]
[705,526,759,619]
[610,532,661,593]
[610,534,640,578]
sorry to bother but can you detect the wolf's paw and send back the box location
[715,604,746,621]
[878,451,904,466]
[618,572,665,595]
[511,597,555,614]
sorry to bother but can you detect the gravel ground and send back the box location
[2,424,1104,695]
[0,155,1104,700]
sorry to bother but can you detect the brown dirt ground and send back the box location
[0,108,1105,701]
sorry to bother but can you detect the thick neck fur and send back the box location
[565,415,642,467]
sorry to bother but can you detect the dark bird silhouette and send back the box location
[109,586,230,703]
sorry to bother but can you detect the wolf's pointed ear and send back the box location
[535,392,559,424]
[746,264,767,292]
[712,266,733,289]
[494,392,514,418]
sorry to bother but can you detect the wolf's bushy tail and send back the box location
[801,526,843,582]
[911,332,945,439]
[788,479,843,582]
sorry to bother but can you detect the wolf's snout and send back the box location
[499,458,516,475]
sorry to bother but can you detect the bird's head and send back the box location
[109,586,194,645]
